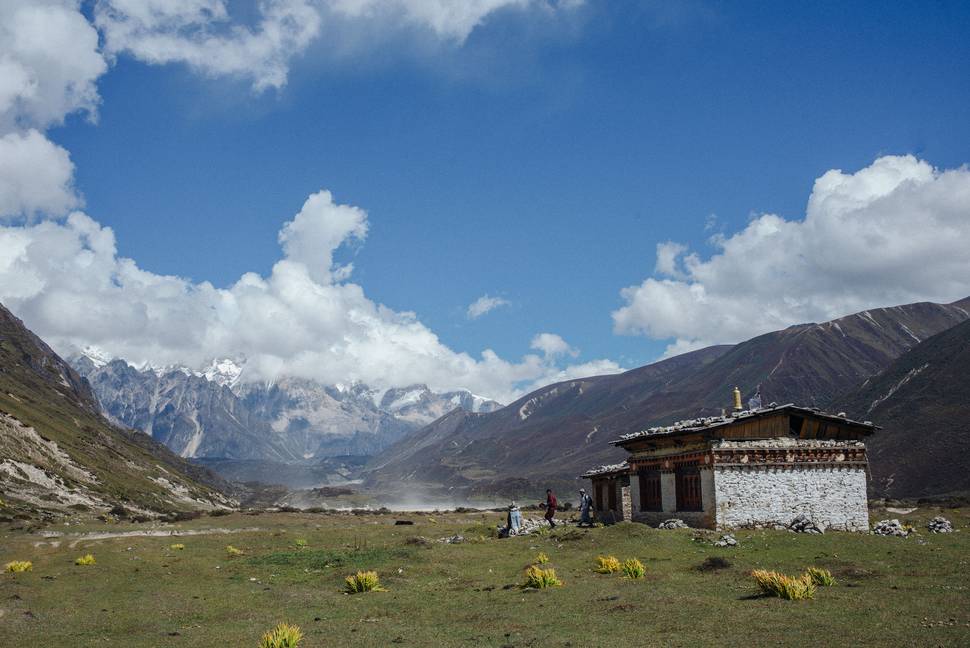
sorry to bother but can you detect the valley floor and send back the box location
[1,506,968,647]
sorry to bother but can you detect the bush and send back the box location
[535,552,550,565]
[226,545,245,558]
[5,560,32,573]
[259,622,303,648]
[752,569,816,600]
[344,570,385,594]
[622,558,645,579]
[595,555,621,574]
[523,565,563,589]
[805,567,836,587]
[170,543,185,551]
[75,554,96,566]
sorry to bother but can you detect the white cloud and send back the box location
[0,0,107,131]
[0,191,619,403]
[93,0,583,91]
[613,155,970,356]
[467,294,509,319]
[530,332,577,357]
[0,129,79,220]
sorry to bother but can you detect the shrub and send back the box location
[226,545,245,558]
[535,552,550,565]
[752,569,816,600]
[294,539,308,549]
[5,560,32,573]
[595,555,621,574]
[344,570,385,594]
[75,554,96,566]
[524,565,563,589]
[805,567,835,587]
[259,622,303,648]
[170,543,185,551]
[622,558,645,579]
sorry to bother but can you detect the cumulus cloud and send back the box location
[0,130,79,220]
[93,0,582,91]
[530,332,577,357]
[613,155,970,356]
[0,192,621,403]
[0,0,107,131]
[467,294,509,319]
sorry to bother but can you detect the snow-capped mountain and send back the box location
[70,353,501,465]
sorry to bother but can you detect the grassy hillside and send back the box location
[0,303,232,521]
[1,508,967,646]
[840,318,970,499]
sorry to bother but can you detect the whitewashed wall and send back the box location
[713,465,869,531]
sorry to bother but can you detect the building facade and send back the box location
[583,404,876,532]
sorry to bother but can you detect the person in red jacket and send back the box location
[543,489,558,528]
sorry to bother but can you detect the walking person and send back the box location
[578,488,593,527]
[543,489,558,528]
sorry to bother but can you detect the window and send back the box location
[607,479,617,511]
[676,467,702,512]
[639,470,662,512]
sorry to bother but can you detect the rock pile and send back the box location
[927,517,954,533]
[658,519,688,529]
[788,514,823,534]
[713,534,738,547]
[871,519,911,537]
[438,534,465,544]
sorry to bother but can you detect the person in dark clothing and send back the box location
[543,489,558,528]
[578,488,593,527]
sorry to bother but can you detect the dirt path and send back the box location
[32,527,263,548]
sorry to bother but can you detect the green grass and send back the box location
[1,507,968,646]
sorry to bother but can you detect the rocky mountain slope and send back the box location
[0,304,233,521]
[366,298,970,499]
[73,356,502,465]
[839,318,970,499]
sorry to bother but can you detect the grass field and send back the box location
[1,506,968,647]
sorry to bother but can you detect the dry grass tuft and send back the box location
[524,565,563,589]
[805,567,836,587]
[752,569,816,600]
[344,570,385,594]
[226,545,245,558]
[5,560,32,573]
[622,558,645,579]
[535,552,550,565]
[258,622,303,647]
[595,555,621,574]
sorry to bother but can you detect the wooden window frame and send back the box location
[675,466,703,512]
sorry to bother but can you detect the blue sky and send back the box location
[2,1,970,400]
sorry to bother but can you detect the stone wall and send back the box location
[713,465,869,532]
[629,467,716,527]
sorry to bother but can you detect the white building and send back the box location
[583,403,876,532]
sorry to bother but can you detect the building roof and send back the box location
[611,403,877,447]
[581,461,629,478]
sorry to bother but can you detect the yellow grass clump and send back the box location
[344,570,385,594]
[524,565,563,589]
[226,545,245,558]
[75,554,96,566]
[170,543,185,551]
[259,622,304,648]
[805,567,836,587]
[595,555,621,574]
[622,558,645,579]
[535,552,550,565]
[752,569,816,600]
[5,560,33,573]
[294,538,308,549]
